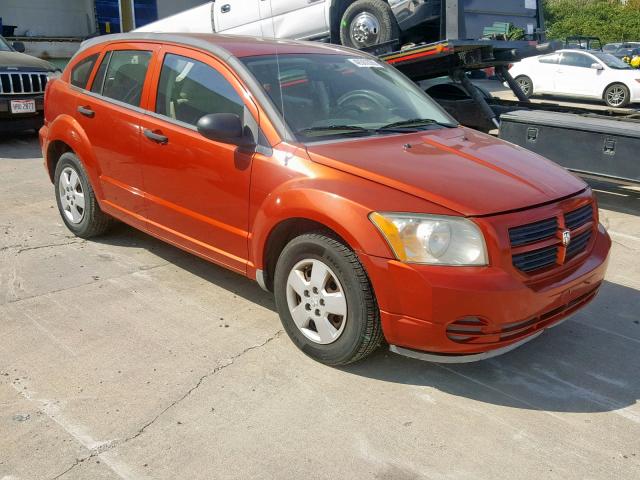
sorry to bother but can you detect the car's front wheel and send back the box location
[339,0,398,49]
[54,152,113,238]
[274,232,382,365]
[604,83,630,108]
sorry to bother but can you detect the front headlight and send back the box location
[369,212,488,266]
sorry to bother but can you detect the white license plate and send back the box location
[10,99,36,114]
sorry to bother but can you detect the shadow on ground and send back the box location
[0,132,42,159]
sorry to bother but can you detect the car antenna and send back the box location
[268,1,287,127]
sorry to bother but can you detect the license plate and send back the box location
[10,99,36,114]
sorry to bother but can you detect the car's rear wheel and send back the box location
[339,0,398,49]
[274,232,382,365]
[54,152,113,238]
[604,83,630,108]
[515,75,533,98]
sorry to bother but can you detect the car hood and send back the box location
[305,127,586,216]
[0,51,55,71]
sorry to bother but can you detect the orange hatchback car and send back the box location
[40,33,611,365]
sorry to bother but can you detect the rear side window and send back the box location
[101,50,152,106]
[155,53,244,126]
[70,54,99,89]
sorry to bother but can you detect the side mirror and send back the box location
[12,41,26,53]
[196,113,254,147]
[591,63,604,70]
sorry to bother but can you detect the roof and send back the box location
[78,32,361,59]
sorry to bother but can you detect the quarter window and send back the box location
[101,50,152,106]
[156,53,244,126]
[70,54,99,89]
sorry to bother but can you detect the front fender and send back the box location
[250,187,394,271]
[45,114,103,198]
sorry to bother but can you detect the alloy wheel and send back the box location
[285,259,348,345]
[350,12,381,48]
[58,166,85,224]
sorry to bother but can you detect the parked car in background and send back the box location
[603,42,640,59]
[0,35,60,133]
[40,33,610,365]
[509,49,640,108]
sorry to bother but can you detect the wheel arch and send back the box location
[602,81,630,100]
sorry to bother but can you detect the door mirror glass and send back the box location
[197,113,253,146]
[12,41,26,53]
[591,62,604,70]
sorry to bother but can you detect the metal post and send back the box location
[119,0,135,32]
[444,0,466,40]
[454,70,500,129]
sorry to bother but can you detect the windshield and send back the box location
[591,52,633,69]
[240,54,457,142]
[0,36,12,52]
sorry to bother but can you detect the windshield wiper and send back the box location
[376,118,457,131]
[296,125,373,135]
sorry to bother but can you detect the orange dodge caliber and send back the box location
[40,33,611,365]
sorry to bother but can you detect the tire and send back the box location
[604,83,630,108]
[339,0,398,49]
[515,75,533,98]
[54,152,113,238]
[274,232,382,365]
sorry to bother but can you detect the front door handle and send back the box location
[77,106,95,118]
[221,4,231,13]
[143,129,169,144]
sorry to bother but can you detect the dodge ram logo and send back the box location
[562,230,571,247]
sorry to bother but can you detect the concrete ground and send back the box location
[1,132,639,480]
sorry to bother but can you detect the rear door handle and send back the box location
[221,4,231,13]
[143,129,169,144]
[77,106,95,118]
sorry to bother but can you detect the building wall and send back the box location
[156,0,206,20]
[0,0,96,37]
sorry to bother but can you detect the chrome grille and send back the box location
[0,72,48,95]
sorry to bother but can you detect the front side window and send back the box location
[0,36,12,52]
[70,54,99,89]
[101,50,152,106]
[560,52,593,68]
[156,53,244,126]
[241,54,456,142]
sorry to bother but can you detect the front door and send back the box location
[138,47,257,273]
[554,52,593,96]
[74,44,157,220]
[213,0,263,36]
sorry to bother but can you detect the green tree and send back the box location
[544,0,640,43]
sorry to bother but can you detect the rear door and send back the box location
[213,0,263,36]
[533,53,560,92]
[137,46,259,273]
[73,43,158,222]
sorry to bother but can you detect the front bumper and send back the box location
[362,212,611,360]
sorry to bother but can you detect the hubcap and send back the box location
[607,86,625,107]
[58,166,85,224]
[349,12,381,47]
[286,259,347,345]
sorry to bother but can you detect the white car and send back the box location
[508,49,640,108]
